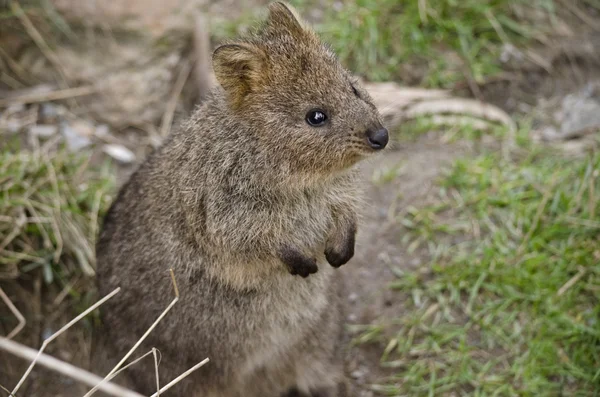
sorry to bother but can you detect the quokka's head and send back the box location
[212,2,388,176]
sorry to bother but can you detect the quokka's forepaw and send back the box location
[325,244,354,268]
[288,258,318,278]
[278,245,319,278]
[325,228,355,268]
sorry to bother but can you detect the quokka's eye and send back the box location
[305,109,328,127]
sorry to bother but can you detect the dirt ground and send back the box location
[343,138,469,396]
[2,2,600,396]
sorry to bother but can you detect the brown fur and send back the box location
[92,3,386,396]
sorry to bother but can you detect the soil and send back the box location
[343,138,470,396]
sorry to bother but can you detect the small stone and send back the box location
[5,119,21,134]
[351,369,365,379]
[40,103,59,120]
[103,144,136,163]
[560,90,600,135]
[347,313,357,322]
[42,328,53,341]
[29,124,58,138]
[70,120,95,137]
[62,123,92,151]
[540,126,559,141]
[348,292,358,303]
[95,124,110,139]
[6,103,25,113]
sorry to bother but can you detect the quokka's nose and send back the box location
[366,128,389,150]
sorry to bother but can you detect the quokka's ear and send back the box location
[265,2,312,38]
[212,43,266,109]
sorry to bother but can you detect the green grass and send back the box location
[296,0,559,87]
[360,136,600,395]
[210,0,565,88]
[0,140,114,292]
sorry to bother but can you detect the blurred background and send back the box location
[0,0,599,396]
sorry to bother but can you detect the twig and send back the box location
[0,337,143,397]
[0,86,95,107]
[0,287,25,340]
[557,266,587,296]
[86,271,181,397]
[160,60,193,137]
[11,287,121,395]
[149,358,210,397]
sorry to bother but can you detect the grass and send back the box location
[212,0,565,88]
[291,0,561,88]
[357,132,600,395]
[0,139,114,314]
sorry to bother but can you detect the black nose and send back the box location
[367,128,389,150]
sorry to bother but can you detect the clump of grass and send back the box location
[290,0,558,87]
[208,0,560,88]
[0,139,114,286]
[365,141,600,395]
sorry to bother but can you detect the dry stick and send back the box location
[11,287,121,396]
[0,337,144,397]
[85,270,181,397]
[0,287,25,340]
[149,358,210,397]
[0,86,96,107]
[160,60,193,137]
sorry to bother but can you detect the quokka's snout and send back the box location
[366,126,389,150]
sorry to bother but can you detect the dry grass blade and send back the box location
[0,287,26,340]
[86,270,181,397]
[9,1,69,86]
[10,287,121,395]
[91,350,155,390]
[557,266,587,296]
[193,12,215,103]
[0,86,95,107]
[0,337,143,397]
[160,60,193,137]
[153,348,161,396]
[148,358,210,397]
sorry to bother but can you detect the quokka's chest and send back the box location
[206,191,337,245]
